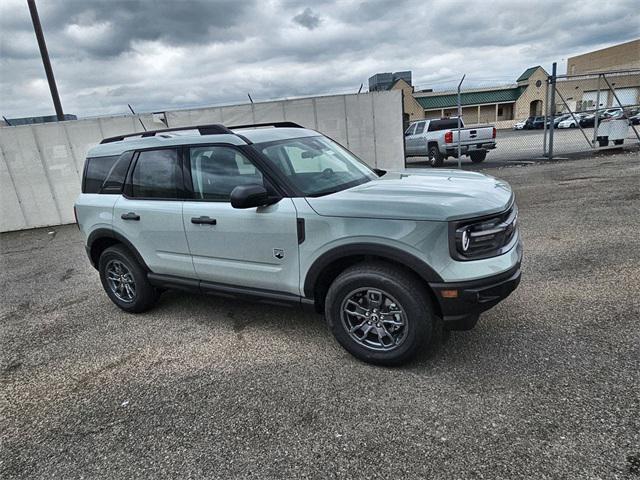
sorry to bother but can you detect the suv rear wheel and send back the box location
[98,245,159,313]
[325,262,434,366]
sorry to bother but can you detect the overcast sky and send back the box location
[1,0,638,118]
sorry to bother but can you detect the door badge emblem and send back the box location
[273,248,285,260]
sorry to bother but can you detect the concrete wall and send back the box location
[0,91,404,232]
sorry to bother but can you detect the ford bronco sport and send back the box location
[75,122,522,366]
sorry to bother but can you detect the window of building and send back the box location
[190,146,263,201]
[131,149,180,199]
[498,107,504,116]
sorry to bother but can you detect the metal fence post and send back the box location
[457,75,465,169]
[547,62,557,160]
[543,76,550,156]
[593,74,601,146]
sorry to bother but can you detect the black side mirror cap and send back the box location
[230,184,277,209]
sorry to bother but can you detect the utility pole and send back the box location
[27,0,64,121]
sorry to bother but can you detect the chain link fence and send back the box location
[406,67,640,168]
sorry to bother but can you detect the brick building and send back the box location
[382,38,640,129]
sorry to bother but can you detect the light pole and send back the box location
[27,0,64,121]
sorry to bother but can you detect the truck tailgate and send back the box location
[453,127,494,144]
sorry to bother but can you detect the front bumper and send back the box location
[429,258,522,329]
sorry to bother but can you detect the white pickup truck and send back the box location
[404,118,497,167]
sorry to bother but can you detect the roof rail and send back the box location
[100,124,233,144]
[227,121,304,130]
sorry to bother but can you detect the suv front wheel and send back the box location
[325,262,434,366]
[98,245,159,313]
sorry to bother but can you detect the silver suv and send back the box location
[75,122,522,365]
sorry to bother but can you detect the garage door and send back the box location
[582,90,609,109]
[612,87,639,107]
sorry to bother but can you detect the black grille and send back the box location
[449,202,518,261]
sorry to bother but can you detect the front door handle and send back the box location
[121,212,140,221]
[191,216,217,225]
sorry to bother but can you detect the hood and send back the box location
[305,169,513,221]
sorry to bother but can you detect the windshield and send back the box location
[256,135,378,196]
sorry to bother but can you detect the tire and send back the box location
[98,244,159,313]
[469,151,487,163]
[427,145,444,167]
[325,261,434,366]
[614,139,624,145]
[598,138,608,147]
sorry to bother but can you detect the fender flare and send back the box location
[302,242,443,298]
[87,228,150,271]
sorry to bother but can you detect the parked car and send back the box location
[74,122,522,366]
[580,109,621,128]
[579,113,597,128]
[557,114,583,128]
[524,116,545,129]
[602,108,623,119]
[629,112,640,126]
[547,114,571,128]
[404,118,496,166]
[513,119,527,130]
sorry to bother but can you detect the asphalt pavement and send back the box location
[1,150,639,479]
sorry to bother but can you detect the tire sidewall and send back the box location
[326,269,432,365]
[98,246,153,313]
[428,146,443,168]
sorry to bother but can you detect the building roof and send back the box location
[516,66,541,82]
[415,86,525,110]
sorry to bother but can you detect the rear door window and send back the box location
[131,149,181,199]
[83,155,119,193]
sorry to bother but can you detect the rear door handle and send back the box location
[191,216,217,225]
[121,212,140,221]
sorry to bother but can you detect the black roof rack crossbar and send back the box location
[100,124,233,144]
[227,121,304,130]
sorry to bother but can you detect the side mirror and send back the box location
[230,184,275,209]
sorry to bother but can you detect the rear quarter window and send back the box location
[428,119,460,131]
[83,155,120,193]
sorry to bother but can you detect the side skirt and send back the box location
[147,273,316,311]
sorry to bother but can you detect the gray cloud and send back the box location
[292,7,321,30]
[0,0,638,118]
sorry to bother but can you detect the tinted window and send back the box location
[101,152,133,194]
[83,156,119,193]
[131,149,180,198]
[414,122,425,134]
[428,119,460,131]
[405,124,416,136]
[190,146,263,201]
